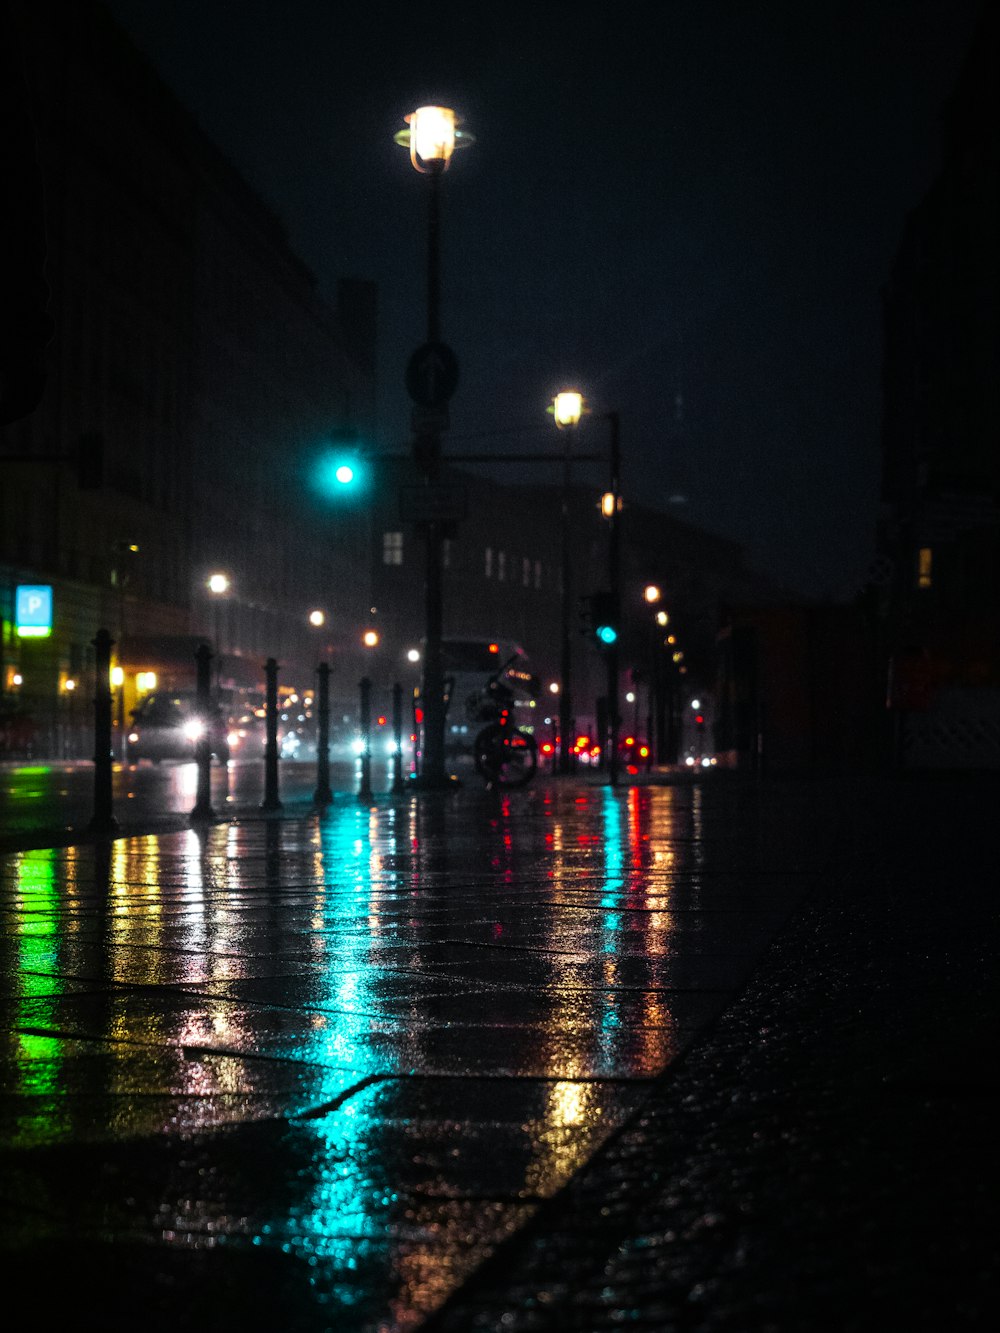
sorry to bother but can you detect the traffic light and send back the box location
[77,432,104,489]
[590,591,618,648]
[313,428,368,500]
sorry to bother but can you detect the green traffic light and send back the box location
[596,624,618,645]
[314,448,366,499]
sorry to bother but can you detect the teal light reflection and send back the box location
[599,790,626,1027]
[260,803,408,1283]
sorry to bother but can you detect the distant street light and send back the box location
[308,609,326,628]
[548,393,622,785]
[206,573,231,696]
[395,105,473,789]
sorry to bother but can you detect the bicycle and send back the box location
[465,654,541,788]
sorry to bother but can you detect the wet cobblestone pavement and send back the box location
[1,773,995,1330]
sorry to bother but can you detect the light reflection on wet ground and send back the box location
[0,779,826,1330]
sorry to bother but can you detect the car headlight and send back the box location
[350,737,364,756]
[182,718,205,742]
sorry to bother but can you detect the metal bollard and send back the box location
[358,676,373,802]
[88,628,119,836]
[390,682,405,794]
[261,657,283,812]
[313,662,333,805]
[190,642,215,822]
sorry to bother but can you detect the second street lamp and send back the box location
[548,393,622,785]
[395,104,473,788]
[551,390,583,774]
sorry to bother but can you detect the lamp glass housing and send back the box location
[409,105,455,170]
[553,391,583,428]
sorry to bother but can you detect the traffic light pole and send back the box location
[606,411,621,787]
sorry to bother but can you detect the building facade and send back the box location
[2,0,375,756]
[877,5,1000,769]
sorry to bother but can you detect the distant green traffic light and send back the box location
[595,623,618,646]
[314,446,366,499]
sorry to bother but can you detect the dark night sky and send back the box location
[104,0,983,598]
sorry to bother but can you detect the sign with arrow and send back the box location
[405,342,459,407]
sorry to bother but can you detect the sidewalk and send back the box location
[1,771,996,1331]
[427,771,1000,1331]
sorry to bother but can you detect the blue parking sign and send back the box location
[15,585,54,638]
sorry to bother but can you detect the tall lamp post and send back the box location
[548,394,622,785]
[395,104,473,788]
[551,390,583,773]
[207,572,230,698]
[603,409,622,786]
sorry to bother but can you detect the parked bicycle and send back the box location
[463,654,541,788]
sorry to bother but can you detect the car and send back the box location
[127,691,231,763]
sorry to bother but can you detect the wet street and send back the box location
[0,772,996,1331]
[0,756,380,849]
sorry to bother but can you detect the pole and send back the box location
[88,628,118,836]
[415,166,451,789]
[261,657,282,812]
[358,675,373,802]
[117,578,127,763]
[606,411,621,787]
[390,681,405,794]
[313,662,332,805]
[190,643,215,822]
[558,423,574,774]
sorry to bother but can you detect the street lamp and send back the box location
[548,393,622,785]
[394,105,473,789]
[207,572,230,696]
[551,390,583,774]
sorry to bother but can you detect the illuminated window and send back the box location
[917,546,933,589]
[484,546,492,578]
[382,531,403,566]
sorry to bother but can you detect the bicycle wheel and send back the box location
[474,723,537,788]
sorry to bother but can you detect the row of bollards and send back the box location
[86,628,416,839]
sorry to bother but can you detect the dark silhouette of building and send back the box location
[877,2,999,770]
[712,8,998,778]
[1,0,375,755]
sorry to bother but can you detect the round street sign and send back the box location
[405,342,460,407]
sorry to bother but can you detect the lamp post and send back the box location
[551,390,583,774]
[549,395,622,785]
[395,105,473,789]
[207,572,230,698]
[604,410,622,787]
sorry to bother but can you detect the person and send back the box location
[1,0,54,427]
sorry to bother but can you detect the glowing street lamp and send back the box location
[547,391,623,784]
[394,104,473,789]
[206,573,231,695]
[308,609,326,628]
[549,389,585,775]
